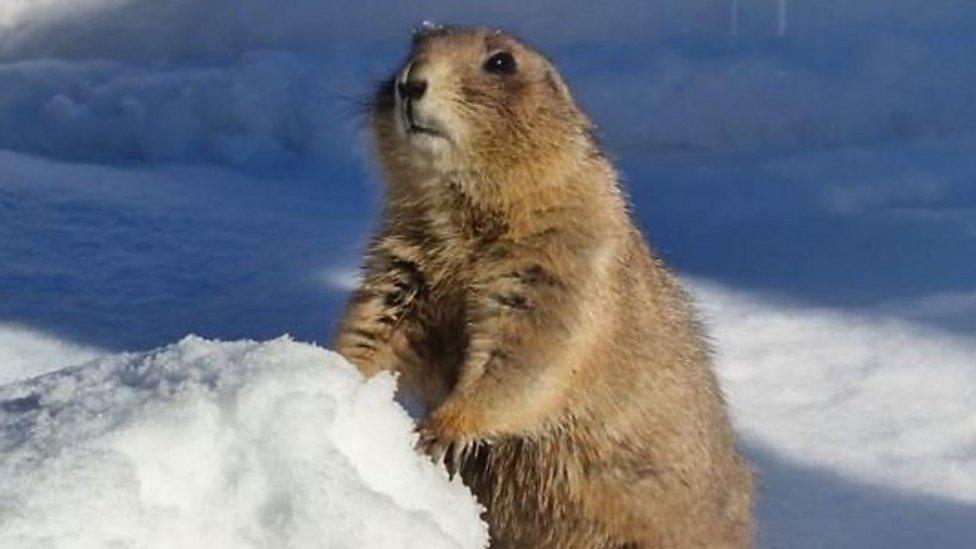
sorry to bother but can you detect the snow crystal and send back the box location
[0,336,488,549]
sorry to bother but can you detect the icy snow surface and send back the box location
[0,336,487,548]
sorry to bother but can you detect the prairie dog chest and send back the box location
[402,207,502,287]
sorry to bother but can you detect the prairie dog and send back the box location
[335,24,753,548]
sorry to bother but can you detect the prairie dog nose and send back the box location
[397,62,427,100]
[397,79,427,100]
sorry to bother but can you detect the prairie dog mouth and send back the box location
[398,99,446,139]
[396,62,448,140]
[403,111,442,136]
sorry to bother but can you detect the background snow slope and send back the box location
[695,282,976,548]
[0,336,487,548]
[0,0,974,547]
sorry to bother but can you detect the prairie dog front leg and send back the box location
[335,242,426,377]
[418,239,598,461]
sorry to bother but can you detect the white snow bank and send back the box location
[695,281,976,505]
[0,336,487,549]
[0,323,103,385]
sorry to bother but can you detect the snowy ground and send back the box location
[1,1,975,547]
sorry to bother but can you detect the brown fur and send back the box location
[335,25,754,548]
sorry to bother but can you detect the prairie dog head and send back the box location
[371,24,591,187]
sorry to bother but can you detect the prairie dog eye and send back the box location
[483,51,516,75]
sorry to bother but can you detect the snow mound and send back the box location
[0,336,488,549]
[0,323,103,385]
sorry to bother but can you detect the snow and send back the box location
[0,324,103,385]
[0,53,369,166]
[703,282,976,505]
[0,336,487,549]
[2,32,975,168]
[1,0,974,547]
[693,282,976,548]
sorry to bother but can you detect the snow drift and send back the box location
[0,323,103,385]
[691,282,976,548]
[2,3,975,167]
[696,282,976,505]
[0,336,487,549]
[3,34,975,168]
